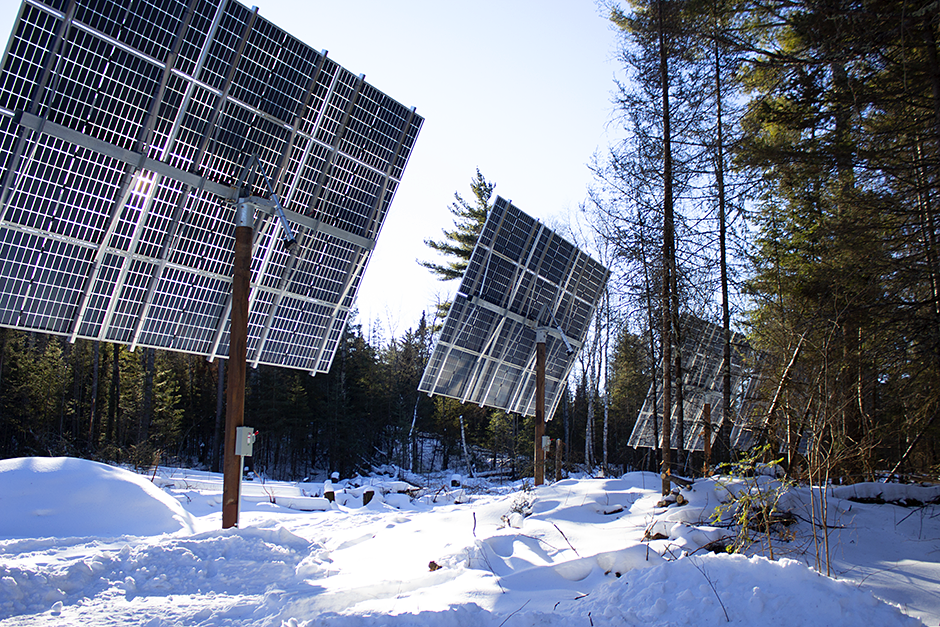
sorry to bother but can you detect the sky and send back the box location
[1,456,937,625]
[0,0,623,342]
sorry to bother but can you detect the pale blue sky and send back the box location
[0,0,623,340]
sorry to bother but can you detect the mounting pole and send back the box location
[532,305,572,487]
[534,329,546,486]
[222,199,253,529]
[703,403,712,475]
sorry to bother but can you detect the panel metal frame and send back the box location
[0,0,423,374]
[419,197,609,419]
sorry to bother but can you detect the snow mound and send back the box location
[572,552,923,626]
[1,525,314,616]
[0,457,195,539]
[278,554,922,627]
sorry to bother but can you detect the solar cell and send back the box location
[419,197,609,419]
[0,0,423,374]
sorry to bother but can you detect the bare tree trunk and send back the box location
[659,0,675,495]
[586,354,595,470]
[714,28,733,465]
[108,343,119,444]
[211,359,224,473]
[459,414,473,477]
[603,289,610,474]
[637,196,659,467]
[88,341,100,449]
[139,347,155,444]
[563,385,570,473]
[409,397,419,471]
[673,304,684,471]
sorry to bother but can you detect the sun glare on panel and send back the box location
[130,171,156,201]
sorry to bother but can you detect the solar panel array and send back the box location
[419,196,609,418]
[0,0,422,374]
[627,315,764,451]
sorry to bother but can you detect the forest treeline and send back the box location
[0,316,652,480]
[3,0,940,482]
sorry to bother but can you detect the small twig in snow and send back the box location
[516,533,562,552]
[552,522,580,557]
[497,599,530,627]
[475,542,507,593]
[896,505,926,526]
[688,557,730,622]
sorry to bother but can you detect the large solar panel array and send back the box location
[627,315,764,451]
[0,0,422,374]
[419,197,609,418]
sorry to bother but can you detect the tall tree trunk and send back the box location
[0,328,7,455]
[211,359,224,473]
[586,356,595,470]
[563,385,570,473]
[108,343,119,444]
[638,198,660,465]
[88,341,100,449]
[659,0,675,495]
[673,275,683,470]
[714,29,733,464]
[920,15,940,408]
[603,289,610,473]
[139,347,155,444]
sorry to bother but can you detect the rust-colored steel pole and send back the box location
[534,331,546,486]
[222,202,253,529]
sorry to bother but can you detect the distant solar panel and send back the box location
[419,196,609,418]
[627,315,763,451]
[0,0,422,374]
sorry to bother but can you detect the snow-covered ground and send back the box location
[1,457,938,626]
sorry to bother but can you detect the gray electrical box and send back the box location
[235,426,256,457]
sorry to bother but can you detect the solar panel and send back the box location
[0,0,422,374]
[627,315,764,451]
[419,196,609,419]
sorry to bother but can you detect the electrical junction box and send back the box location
[235,426,256,457]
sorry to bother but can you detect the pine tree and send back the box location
[737,0,940,477]
[419,169,495,282]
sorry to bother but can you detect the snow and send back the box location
[0,457,195,539]
[830,482,940,505]
[0,459,937,626]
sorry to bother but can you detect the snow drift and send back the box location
[0,459,935,626]
[0,457,195,539]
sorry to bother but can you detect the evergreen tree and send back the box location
[738,0,940,477]
[150,351,184,455]
[419,169,495,283]
[609,327,654,466]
